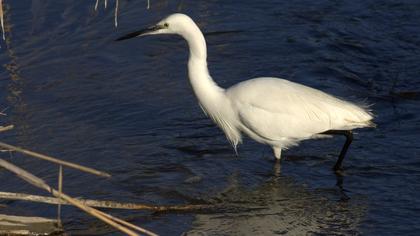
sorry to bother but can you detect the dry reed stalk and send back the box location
[0,125,13,133]
[0,159,51,190]
[0,141,110,177]
[94,0,119,28]
[0,159,157,236]
[57,165,63,226]
[95,0,99,11]
[0,0,4,40]
[0,214,60,235]
[0,191,212,212]
[0,107,8,116]
[115,0,119,27]
[94,0,151,28]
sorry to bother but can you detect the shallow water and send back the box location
[0,0,419,235]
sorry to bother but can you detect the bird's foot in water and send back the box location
[334,166,345,175]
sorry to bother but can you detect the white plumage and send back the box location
[227,78,373,146]
[117,13,374,168]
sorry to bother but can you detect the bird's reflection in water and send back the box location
[273,160,282,178]
[335,172,351,201]
[185,158,366,235]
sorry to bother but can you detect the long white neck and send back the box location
[175,17,242,149]
[181,22,225,111]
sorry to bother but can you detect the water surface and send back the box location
[0,0,419,235]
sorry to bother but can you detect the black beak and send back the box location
[115,25,164,41]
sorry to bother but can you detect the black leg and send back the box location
[321,130,353,171]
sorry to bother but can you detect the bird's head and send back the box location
[116,13,195,41]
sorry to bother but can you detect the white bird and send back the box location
[117,13,374,171]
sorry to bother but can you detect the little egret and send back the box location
[117,13,374,171]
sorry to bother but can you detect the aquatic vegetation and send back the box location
[94,0,151,28]
[0,0,152,42]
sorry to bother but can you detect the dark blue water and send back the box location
[0,0,419,235]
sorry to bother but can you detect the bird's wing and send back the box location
[227,77,372,140]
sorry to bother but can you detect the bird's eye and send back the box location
[164,23,169,27]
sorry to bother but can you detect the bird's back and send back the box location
[226,77,373,141]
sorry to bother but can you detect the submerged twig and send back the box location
[0,191,213,212]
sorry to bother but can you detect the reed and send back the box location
[0,125,158,235]
[0,159,157,236]
[0,125,13,133]
[0,1,153,41]
[0,0,4,40]
[93,0,151,28]
[0,141,111,177]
